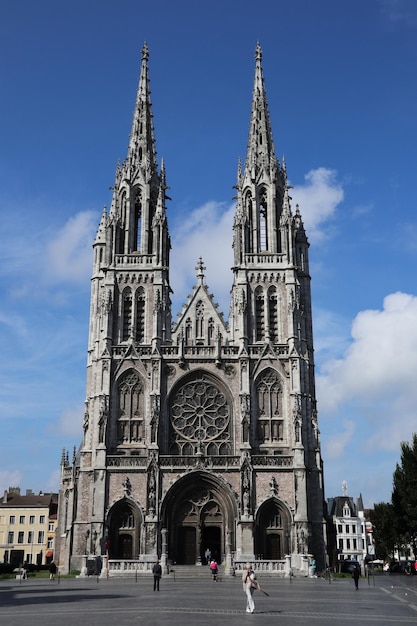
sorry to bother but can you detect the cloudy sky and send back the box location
[1,0,417,508]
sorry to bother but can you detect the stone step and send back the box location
[167,564,226,579]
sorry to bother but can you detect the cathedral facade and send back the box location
[56,44,326,574]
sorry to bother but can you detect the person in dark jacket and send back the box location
[152,559,162,591]
[352,563,360,590]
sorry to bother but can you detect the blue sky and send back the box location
[1,0,417,508]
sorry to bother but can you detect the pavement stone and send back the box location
[1,573,417,625]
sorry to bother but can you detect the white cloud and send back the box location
[53,404,84,438]
[44,210,98,286]
[323,420,356,460]
[291,167,344,243]
[318,292,417,453]
[171,201,235,316]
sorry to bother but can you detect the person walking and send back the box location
[352,563,360,590]
[152,559,162,591]
[49,561,57,580]
[209,559,218,581]
[242,563,261,614]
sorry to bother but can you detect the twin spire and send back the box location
[245,42,277,176]
[128,42,158,174]
[127,42,276,185]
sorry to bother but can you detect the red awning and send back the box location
[45,550,53,557]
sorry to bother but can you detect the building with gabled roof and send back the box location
[56,44,326,576]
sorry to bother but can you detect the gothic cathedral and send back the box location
[57,44,326,575]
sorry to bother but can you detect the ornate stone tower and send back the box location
[56,44,326,575]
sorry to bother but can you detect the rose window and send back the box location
[170,377,231,454]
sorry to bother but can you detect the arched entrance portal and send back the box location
[161,472,237,565]
[107,499,141,560]
[255,498,291,560]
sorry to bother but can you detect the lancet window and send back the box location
[268,286,278,342]
[117,370,144,445]
[122,289,132,341]
[255,286,265,342]
[135,289,145,343]
[256,369,283,444]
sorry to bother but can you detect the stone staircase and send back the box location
[166,564,228,579]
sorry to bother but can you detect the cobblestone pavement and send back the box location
[1,573,417,625]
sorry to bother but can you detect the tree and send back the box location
[392,433,417,556]
[369,502,396,561]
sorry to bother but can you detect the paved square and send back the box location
[1,573,417,625]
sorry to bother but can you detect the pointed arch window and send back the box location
[245,192,253,253]
[122,289,133,341]
[196,301,204,339]
[117,370,144,445]
[259,188,268,251]
[255,286,265,342]
[256,369,283,445]
[208,318,214,345]
[135,289,145,343]
[134,189,142,252]
[185,318,192,345]
[268,287,278,342]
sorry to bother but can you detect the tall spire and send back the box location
[128,42,158,174]
[245,43,275,176]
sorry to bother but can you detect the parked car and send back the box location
[340,560,361,574]
[389,561,416,574]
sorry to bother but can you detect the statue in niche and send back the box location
[148,466,156,513]
[242,466,251,516]
[240,394,250,443]
[83,402,89,433]
[150,395,160,443]
[123,476,131,497]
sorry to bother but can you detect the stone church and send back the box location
[56,44,326,575]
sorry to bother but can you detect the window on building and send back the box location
[353,538,357,550]
[345,524,349,534]
[39,515,45,524]
[135,289,145,343]
[122,289,133,341]
[346,538,351,550]
[48,522,54,532]
[169,372,231,456]
[18,531,24,544]
[37,531,44,544]
[338,538,343,550]
[117,370,144,445]
[19,515,25,524]
[256,369,283,445]
[29,515,35,524]
[28,531,33,544]
[268,287,278,342]
[7,531,14,544]
[9,515,15,525]
[338,524,342,533]
[255,287,265,341]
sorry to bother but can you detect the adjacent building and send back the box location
[56,44,327,575]
[327,485,373,571]
[0,487,58,567]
